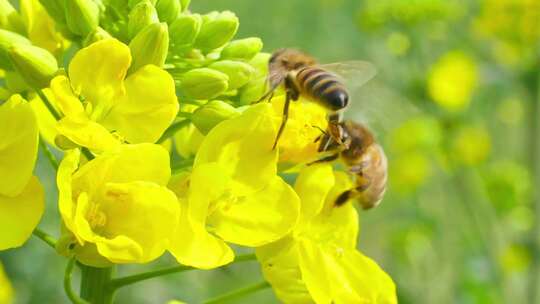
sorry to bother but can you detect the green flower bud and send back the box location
[0,0,26,34]
[83,27,113,46]
[39,0,66,24]
[129,22,169,73]
[8,44,58,89]
[221,38,263,61]
[179,68,228,100]
[191,100,239,134]
[64,0,100,37]
[129,0,157,8]
[128,0,159,39]
[169,14,201,52]
[179,0,190,12]
[5,70,29,93]
[194,11,239,51]
[238,78,267,105]
[0,29,31,70]
[155,0,181,24]
[209,60,254,90]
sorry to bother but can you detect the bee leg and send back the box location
[335,189,356,207]
[272,91,292,150]
[307,153,339,166]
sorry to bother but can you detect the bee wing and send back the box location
[345,83,421,141]
[317,61,378,92]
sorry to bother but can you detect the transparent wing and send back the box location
[317,61,377,93]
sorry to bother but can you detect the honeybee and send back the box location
[258,48,376,149]
[314,120,388,209]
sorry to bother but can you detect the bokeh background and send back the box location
[2,0,540,303]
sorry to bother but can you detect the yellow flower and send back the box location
[271,95,328,165]
[168,104,301,269]
[56,144,180,267]
[0,262,13,304]
[257,164,397,304]
[49,38,178,152]
[390,152,432,194]
[427,51,478,112]
[0,95,45,250]
[451,125,491,165]
[20,0,68,56]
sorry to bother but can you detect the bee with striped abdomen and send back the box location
[258,48,376,149]
[314,120,388,210]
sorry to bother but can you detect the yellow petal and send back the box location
[57,149,81,237]
[101,64,179,144]
[56,114,121,152]
[169,163,234,269]
[0,262,13,304]
[0,176,44,250]
[298,240,397,304]
[256,236,313,304]
[0,95,38,197]
[50,75,85,116]
[294,164,335,227]
[208,176,300,247]
[72,143,172,195]
[195,103,277,195]
[173,123,204,158]
[20,0,66,56]
[29,89,60,146]
[68,39,130,110]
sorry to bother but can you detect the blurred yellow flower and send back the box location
[0,262,13,304]
[390,152,432,194]
[20,0,68,56]
[427,51,478,112]
[56,144,180,267]
[48,38,178,152]
[452,125,491,165]
[168,104,300,269]
[0,95,44,250]
[257,164,397,303]
[390,116,442,153]
[499,244,531,274]
[271,95,328,164]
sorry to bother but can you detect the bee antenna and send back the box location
[311,125,327,136]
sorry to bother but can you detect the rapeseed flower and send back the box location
[0,95,44,250]
[257,164,397,303]
[46,38,178,152]
[56,144,180,267]
[0,262,13,304]
[168,104,301,269]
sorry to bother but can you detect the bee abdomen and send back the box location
[296,67,349,111]
[355,144,388,210]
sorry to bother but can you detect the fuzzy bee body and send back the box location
[316,120,388,210]
[294,66,349,111]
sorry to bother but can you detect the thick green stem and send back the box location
[36,89,61,120]
[80,265,115,304]
[32,228,57,249]
[65,259,90,304]
[203,281,270,304]
[110,253,257,290]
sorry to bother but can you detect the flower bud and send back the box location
[129,0,157,8]
[194,11,239,51]
[0,0,26,33]
[169,14,201,52]
[8,44,58,89]
[155,0,181,24]
[179,0,190,12]
[209,60,254,89]
[64,0,100,37]
[129,22,169,73]
[220,38,263,61]
[191,100,239,134]
[128,0,159,39]
[0,29,31,70]
[38,0,67,24]
[179,68,228,100]
[83,27,113,46]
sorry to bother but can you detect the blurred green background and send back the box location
[2,0,540,303]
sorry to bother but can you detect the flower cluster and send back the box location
[0,0,396,303]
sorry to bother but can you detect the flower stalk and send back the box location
[79,265,115,304]
[203,281,270,304]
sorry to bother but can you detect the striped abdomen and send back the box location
[295,66,349,111]
[354,144,388,210]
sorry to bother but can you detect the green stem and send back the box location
[65,259,90,304]
[176,111,193,119]
[36,89,61,120]
[109,253,257,290]
[39,137,59,170]
[203,281,270,304]
[81,147,95,160]
[80,265,115,304]
[530,63,540,303]
[156,119,191,144]
[32,228,57,249]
